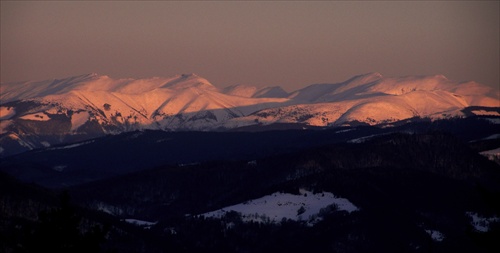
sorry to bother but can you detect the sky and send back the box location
[1,1,499,91]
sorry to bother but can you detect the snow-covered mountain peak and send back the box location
[345,72,383,84]
[0,73,105,103]
[368,74,456,96]
[86,72,100,78]
[179,73,198,78]
[434,74,448,80]
[0,73,222,103]
[56,72,103,83]
[164,74,217,91]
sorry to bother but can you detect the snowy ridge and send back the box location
[1,72,498,154]
[1,74,288,132]
[226,73,497,127]
[0,73,215,102]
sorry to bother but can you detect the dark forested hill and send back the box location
[1,116,498,188]
[64,132,500,253]
[1,117,499,252]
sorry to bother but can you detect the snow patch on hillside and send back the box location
[6,133,35,150]
[466,212,500,232]
[471,110,500,116]
[0,107,15,120]
[482,134,500,140]
[71,111,90,131]
[94,202,124,216]
[20,113,51,121]
[48,140,94,150]
[480,148,500,156]
[348,133,390,143]
[425,230,445,242]
[480,148,500,164]
[123,219,157,229]
[486,118,500,124]
[200,189,358,226]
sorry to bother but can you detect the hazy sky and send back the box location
[1,1,499,91]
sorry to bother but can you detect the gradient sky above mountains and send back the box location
[1,1,498,91]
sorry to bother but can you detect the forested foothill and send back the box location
[1,116,499,252]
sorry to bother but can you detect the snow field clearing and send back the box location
[200,189,358,226]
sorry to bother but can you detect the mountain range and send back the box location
[1,72,499,157]
[1,73,500,252]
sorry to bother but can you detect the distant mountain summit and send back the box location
[1,73,498,156]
